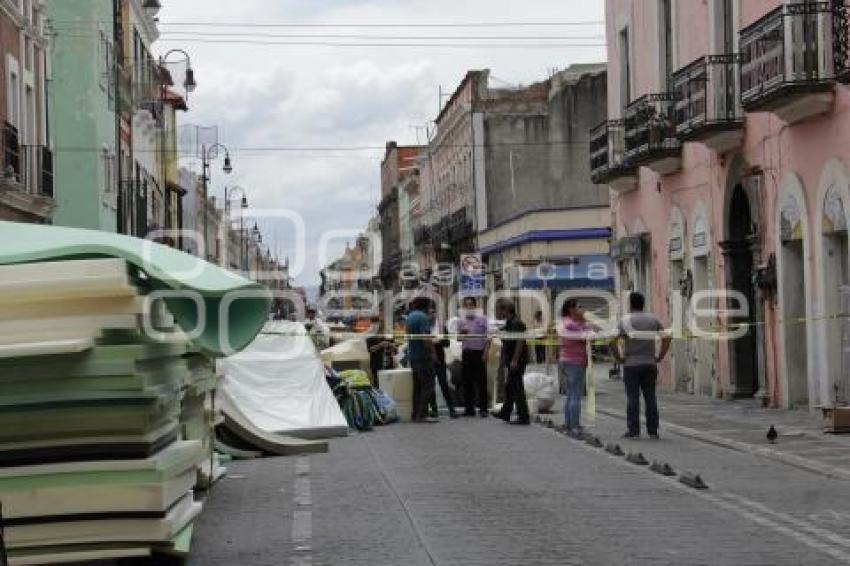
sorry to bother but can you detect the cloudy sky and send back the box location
[157,0,605,288]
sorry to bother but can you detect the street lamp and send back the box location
[159,49,197,97]
[201,142,233,261]
[224,186,249,271]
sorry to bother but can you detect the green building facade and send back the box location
[48,0,118,231]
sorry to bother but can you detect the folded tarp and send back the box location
[219,321,349,441]
[0,222,272,355]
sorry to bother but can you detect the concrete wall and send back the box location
[483,65,609,228]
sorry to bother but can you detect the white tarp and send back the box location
[320,339,370,365]
[218,321,348,440]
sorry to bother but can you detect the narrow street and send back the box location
[188,368,850,566]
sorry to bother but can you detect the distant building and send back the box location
[379,141,422,291]
[418,70,488,292]
[414,66,611,317]
[0,0,53,224]
[178,166,201,254]
[478,64,612,321]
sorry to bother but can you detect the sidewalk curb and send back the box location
[596,407,850,482]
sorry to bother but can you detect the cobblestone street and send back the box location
[188,367,850,566]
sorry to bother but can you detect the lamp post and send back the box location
[201,143,233,261]
[159,49,197,98]
[157,49,196,238]
[251,220,263,278]
[224,186,249,271]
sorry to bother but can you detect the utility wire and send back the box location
[156,38,605,48]
[84,30,607,40]
[50,24,605,40]
[49,19,605,28]
[54,139,591,155]
[54,32,604,48]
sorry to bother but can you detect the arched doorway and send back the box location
[821,182,850,404]
[778,179,809,407]
[721,183,758,397]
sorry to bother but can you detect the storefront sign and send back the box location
[460,253,486,297]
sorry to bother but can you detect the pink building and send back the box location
[596,0,850,408]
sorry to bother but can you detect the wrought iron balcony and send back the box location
[673,54,744,154]
[0,125,53,199]
[0,124,55,221]
[740,2,843,124]
[589,119,637,192]
[624,93,682,175]
[19,146,54,198]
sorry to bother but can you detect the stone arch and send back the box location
[775,172,813,408]
[690,200,715,397]
[723,154,757,241]
[721,153,760,398]
[814,158,850,405]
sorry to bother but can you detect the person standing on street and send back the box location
[406,297,439,423]
[495,300,530,425]
[366,315,395,389]
[558,299,595,437]
[611,292,671,439]
[429,311,458,419]
[458,297,491,417]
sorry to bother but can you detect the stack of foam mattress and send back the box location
[0,221,271,566]
[182,349,226,488]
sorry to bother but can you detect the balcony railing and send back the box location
[0,122,53,199]
[3,121,19,178]
[740,2,840,109]
[590,120,634,184]
[624,92,681,165]
[835,2,850,82]
[673,54,743,139]
[19,146,54,198]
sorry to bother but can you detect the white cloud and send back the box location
[157,0,605,285]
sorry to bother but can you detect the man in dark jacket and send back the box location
[429,310,458,419]
[494,300,530,425]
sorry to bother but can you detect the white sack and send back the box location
[320,339,370,365]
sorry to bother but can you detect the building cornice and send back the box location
[127,0,160,45]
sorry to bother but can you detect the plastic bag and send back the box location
[371,389,399,424]
[339,369,372,389]
[524,371,558,413]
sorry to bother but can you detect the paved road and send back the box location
[188,407,850,566]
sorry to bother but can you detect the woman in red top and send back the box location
[558,299,592,436]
